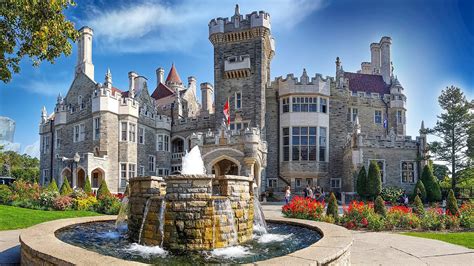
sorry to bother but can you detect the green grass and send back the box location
[0,204,101,230]
[402,232,474,249]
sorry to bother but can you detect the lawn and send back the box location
[402,232,474,249]
[0,205,101,230]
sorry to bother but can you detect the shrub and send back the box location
[421,165,441,202]
[326,193,338,218]
[84,175,92,194]
[385,206,420,230]
[39,190,59,209]
[446,189,459,216]
[380,187,403,204]
[70,188,87,200]
[413,180,426,202]
[96,179,111,199]
[444,213,460,230]
[356,166,368,199]
[74,196,98,211]
[459,202,473,229]
[367,161,382,200]
[53,196,73,210]
[420,208,444,230]
[282,196,326,221]
[11,180,41,201]
[60,178,73,196]
[0,185,13,204]
[367,213,385,231]
[96,194,121,214]
[374,196,386,217]
[413,195,425,216]
[340,201,374,229]
[46,179,59,193]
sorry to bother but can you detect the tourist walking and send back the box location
[285,186,291,204]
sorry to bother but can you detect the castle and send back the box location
[39,5,427,195]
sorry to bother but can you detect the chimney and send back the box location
[156,67,164,86]
[200,83,214,114]
[380,36,392,84]
[188,76,196,94]
[370,43,381,75]
[128,71,138,95]
[75,26,94,81]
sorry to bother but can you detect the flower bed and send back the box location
[282,197,474,231]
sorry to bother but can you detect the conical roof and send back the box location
[165,63,182,85]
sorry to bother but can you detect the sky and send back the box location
[0,0,473,157]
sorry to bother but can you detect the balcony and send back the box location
[171,152,185,160]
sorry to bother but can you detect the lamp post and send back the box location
[62,153,80,187]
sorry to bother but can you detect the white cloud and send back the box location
[23,140,40,159]
[82,0,327,53]
[19,79,71,96]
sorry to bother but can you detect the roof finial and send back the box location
[235,4,240,15]
[105,67,112,88]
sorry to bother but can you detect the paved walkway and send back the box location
[0,229,22,265]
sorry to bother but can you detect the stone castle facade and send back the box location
[40,5,427,195]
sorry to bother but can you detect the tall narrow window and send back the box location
[148,155,155,172]
[320,98,327,113]
[347,108,358,122]
[120,163,127,188]
[80,123,85,141]
[309,97,317,112]
[78,96,83,110]
[164,135,169,151]
[157,135,164,151]
[282,127,289,161]
[374,110,382,124]
[129,123,136,142]
[121,122,127,141]
[401,161,415,183]
[74,125,80,142]
[139,166,145,176]
[128,164,136,180]
[55,129,61,149]
[397,110,403,124]
[282,98,289,113]
[94,117,100,140]
[291,127,317,161]
[319,127,327,162]
[138,127,144,144]
[235,92,242,109]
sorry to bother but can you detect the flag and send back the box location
[223,98,230,125]
[383,118,388,129]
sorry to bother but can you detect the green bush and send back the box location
[10,180,41,202]
[84,175,92,194]
[0,185,13,204]
[96,195,121,214]
[367,213,385,231]
[459,202,473,229]
[367,161,382,200]
[421,165,441,202]
[326,193,338,218]
[74,196,98,211]
[70,188,87,200]
[413,180,426,202]
[60,178,73,196]
[413,195,425,216]
[46,179,59,193]
[96,179,111,199]
[420,209,444,230]
[374,196,386,217]
[446,189,459,215]
[380,187,403,204]
[39,190,59,209]
[356,166,367,199]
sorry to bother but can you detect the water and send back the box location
[138,198,152,244]
[214,198,238,245]
[115,196,129,232]
[158,199,166,247]
[181,146,206,175]
[56,221,320,265]
[253,196,268,234]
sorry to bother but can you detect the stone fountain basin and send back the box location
[20,215,352,265]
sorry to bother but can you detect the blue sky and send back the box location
[1,0,473,155]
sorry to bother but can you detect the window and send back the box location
[282,127,290,161]
[306,178,312,186]
[157,168,170,176]
[148,155,156,172]
[138,127,144,144]
[397,110,404,124]
[121,122,127,141]
[42,135,50,154]
[401,161,415,183]
[139,166,145,176]
[230,122,248,131]
[374,110,382,124]
[43,169,49,182]
[80,123,85,141]
[157,134,170,151]
[282,98,289,113]
[120,163,127,188]
[295,178,302,187]
[292,127,317,161]
[128,164,136,180]
[320,98,327,113]
[92,172,100,188]
[347,108,358,122]
[292,97,317,112]
[129,123,136,142]
[357,92,365,97]
[171,165,182,173]
[369,160,385,183]
[74,125,80,142]
[235,92,242,109]
[55,129,61,149]
[94,117,100,140]
[319,127,327,162]
[78,96,84,110]
[268,179,277,188]
[330,178,341,188]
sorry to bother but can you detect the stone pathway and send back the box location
[0,229,22,265]
[261,203,474,265]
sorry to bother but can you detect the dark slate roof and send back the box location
[151,83,175,100]
[344,72,390,94]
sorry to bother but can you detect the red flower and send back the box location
[361,217,368,227]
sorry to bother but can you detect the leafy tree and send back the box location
[0,0,79,83]
[96,179,111,199]
[446,189,459,215]
[427,86,474,189]
[326,193,338,219]
[413,179,426,202]
[421,165,441,202]
[367,161,382,200]
[60,178,73,195]
[47,179,59,193]
[0,149,39,182]
[432,164,450,181]
[374,196,386,217]
[413,195,425,216]
[356,166,368,199]
[84,175,92,194]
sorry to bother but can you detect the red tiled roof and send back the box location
[151,83,175,100]
[165,64,182,84]
[344,72,390,94]
[111,87,122,96]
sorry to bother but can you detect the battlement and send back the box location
[272,72,333,97]
[209,6,271,36]
[273,73,334,84]
[346,132,419,150]
[191,126,264,147]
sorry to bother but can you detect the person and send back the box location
[315,186,322,200]
[304,185,310,198]
[307,186,314,199]
[402,190,409,207]
[285,186,291,204]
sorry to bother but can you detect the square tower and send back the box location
[209,5,275,135]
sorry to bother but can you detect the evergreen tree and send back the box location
[46,179,59,193]
[421,165,441,202]
[60,177,73,195]
[84,175,92,194]
[446,189,459,215]
[374,196,386,217]
[96,179,111,199]
[413,179,427,202]
[367,161,382,200]
[413,195,425,216]
[427,86,473,190]
[326,193,338,219]
[356,166,368,199]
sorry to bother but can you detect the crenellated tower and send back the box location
[209,5,275,135]
[75,26,94,81]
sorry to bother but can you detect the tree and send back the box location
[446,189,459,215]
[413,195,425,216]
[374,196,386,217]
[84,175,92,194]
[367,161,382,200]
[427,86,474,190]
[60,178,73,195]
[421,165,441,202]
[326,192,338,219]
[0,1,79,83]
[432,164,450,181]
[47,179,59,193]
[356,166,368,199]
[413,179,427,202]
[96,179,111,199]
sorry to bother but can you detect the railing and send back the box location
[171,152,185,160]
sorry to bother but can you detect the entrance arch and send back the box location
[61,168,72,186]
[90,168,104,189]
[77,168,86,189]
[212,158,240,176]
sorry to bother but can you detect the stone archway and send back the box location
[77,168,86,189]
[213,159,239,176]
[90,168,104,189]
